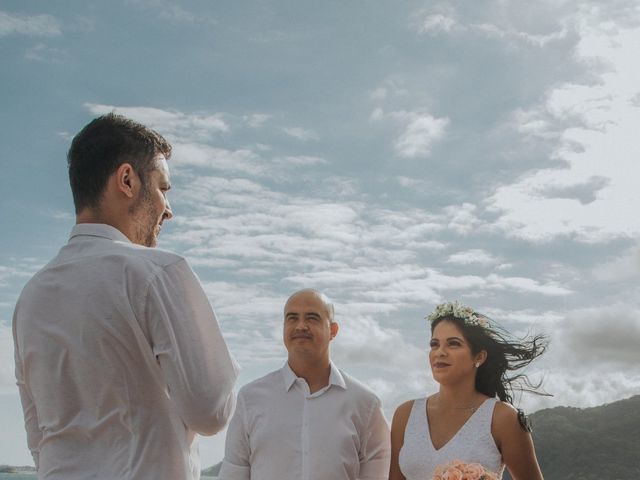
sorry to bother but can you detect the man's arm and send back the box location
[145,258,240,435]
[218,393,251,480]
[13,328,41,469]
[358,398,391,480]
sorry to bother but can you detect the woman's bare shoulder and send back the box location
[492,401,533,436]
[393,399,415,419]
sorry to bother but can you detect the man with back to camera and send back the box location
[12,113,239,479]
[219,288,391,480]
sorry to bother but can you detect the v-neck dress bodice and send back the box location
[398,397,504,479]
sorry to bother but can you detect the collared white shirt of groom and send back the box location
[219,289,390,480]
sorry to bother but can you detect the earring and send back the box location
[474,362,480,368]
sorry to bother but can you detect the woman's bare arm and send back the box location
[388,400,413,480]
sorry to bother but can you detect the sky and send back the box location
[1,0,640,468]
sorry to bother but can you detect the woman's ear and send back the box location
[475,349,487,368]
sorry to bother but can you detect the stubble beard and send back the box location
[130,184,158,247]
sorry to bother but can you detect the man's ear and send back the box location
[330,322,339,340]
[115,163,139,199]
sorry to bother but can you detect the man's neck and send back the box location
[76,207,133,243]
[288,357,332,394]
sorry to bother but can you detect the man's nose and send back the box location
[294,318,309,330]
[163,200,173,221]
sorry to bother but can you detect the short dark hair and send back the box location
[67,113,172,213]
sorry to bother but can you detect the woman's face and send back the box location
[429,320,482,385]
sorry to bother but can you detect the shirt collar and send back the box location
[281,361,347,392]
[70,223,132,244]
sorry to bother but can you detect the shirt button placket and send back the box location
[302,394,309,480]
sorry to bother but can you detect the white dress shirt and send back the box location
[13,224,239,480]
[219,362,390,480]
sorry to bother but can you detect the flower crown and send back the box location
[426,301,489,328]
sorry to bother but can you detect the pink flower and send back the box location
[443,469,464,480]
[432,461,498,480]
[461,463,485,479]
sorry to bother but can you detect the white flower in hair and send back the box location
[426,301,488,328]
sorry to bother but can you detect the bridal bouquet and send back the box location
[432,460,499,480]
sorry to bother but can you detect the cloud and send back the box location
[0,11,61,36]
[536,175,610,204]
[84,103,229,141]
[281,126,319,141]
[592,244,640,282]
[369,88,388,101]
[522,305,640,411]
[412,3,569,47]
[171,142,264,174]
[277,155,328,166]
[0,263,38,288]
[24,43,70,63]
[473,22,568,47]
[389,111,450,158]
[447,249,498,266]
[125,0,215,25]
[417,13,459,35]
[487,19,640,242]
[243,114,272,128]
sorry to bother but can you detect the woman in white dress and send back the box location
[389,302,547,480]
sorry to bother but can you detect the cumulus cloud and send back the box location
[488,19,640,242]
[447,249,498,266]
[0,11,61,36]
[592,244,640,282]
[412,3,569,47]
[390,111,450,158]
[523,305,640,411]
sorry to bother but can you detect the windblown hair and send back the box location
[67,112,172,213]
[431,314,549,405]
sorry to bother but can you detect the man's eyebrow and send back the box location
[285,312,299,318]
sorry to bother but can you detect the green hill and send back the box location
[505,394,640,479]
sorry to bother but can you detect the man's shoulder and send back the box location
[107,241,183,265]
[238,368,283,396]
[338,368,382,404]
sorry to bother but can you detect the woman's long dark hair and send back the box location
[431,314,549,405]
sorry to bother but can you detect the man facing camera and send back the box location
[13,113,239,480]
[219,289,390,480]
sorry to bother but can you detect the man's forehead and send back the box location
[154,154,169,171]
[284,292,325,311]
[151,154,171,180]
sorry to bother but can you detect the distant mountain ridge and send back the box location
[505,394,640,479]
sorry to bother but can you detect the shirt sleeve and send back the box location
[13,327,41,469]
[218,393,251,480]
[144,258,240,436]
[358,398,391,480]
